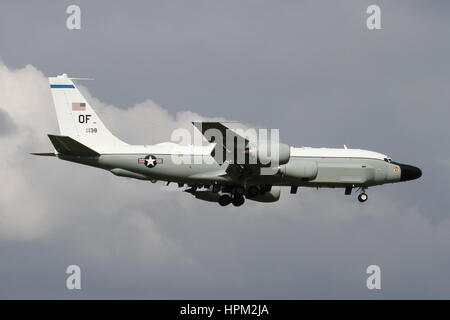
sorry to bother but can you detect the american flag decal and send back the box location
[72,102,86,111]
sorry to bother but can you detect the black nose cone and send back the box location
[399,163,422,181]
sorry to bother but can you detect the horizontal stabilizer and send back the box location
[47,134,100,156]
[30,152,56,157]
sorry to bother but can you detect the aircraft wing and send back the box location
[192,121,291,177]
[192,121,249,148]
[192,121,250,164]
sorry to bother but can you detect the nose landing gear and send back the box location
[345,186,368,203]
[357,189,368,203]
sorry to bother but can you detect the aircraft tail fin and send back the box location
[47,134,100,156]
[48,74,127,150]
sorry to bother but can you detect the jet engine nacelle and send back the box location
[247,186,281,203]
[247,142,291,165]
[279,159,318,180]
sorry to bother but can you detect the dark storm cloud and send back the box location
[0,0,449,299]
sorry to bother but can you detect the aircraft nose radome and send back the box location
[399,163,422,181]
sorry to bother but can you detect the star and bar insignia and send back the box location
[138,154,163,168]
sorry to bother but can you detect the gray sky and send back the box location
[0,0,449,298]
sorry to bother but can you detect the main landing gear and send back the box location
[218,194,232,206]
[217,185,265,207]
[217,185,245,207]
[232,195,245,207]
[345,186,368,203]
[218,193,245,207]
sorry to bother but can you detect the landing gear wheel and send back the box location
[218,194,232,206]
[358,193,368,203]
[232,195,245,207]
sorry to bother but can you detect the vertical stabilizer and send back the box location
[48,74,127,150]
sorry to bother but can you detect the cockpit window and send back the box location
[384,157,392,163]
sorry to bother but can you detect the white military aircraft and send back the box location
[33,74,421,206]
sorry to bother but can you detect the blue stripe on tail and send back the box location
[50,84,75,88]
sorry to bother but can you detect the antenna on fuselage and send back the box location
[69,77,95,81]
